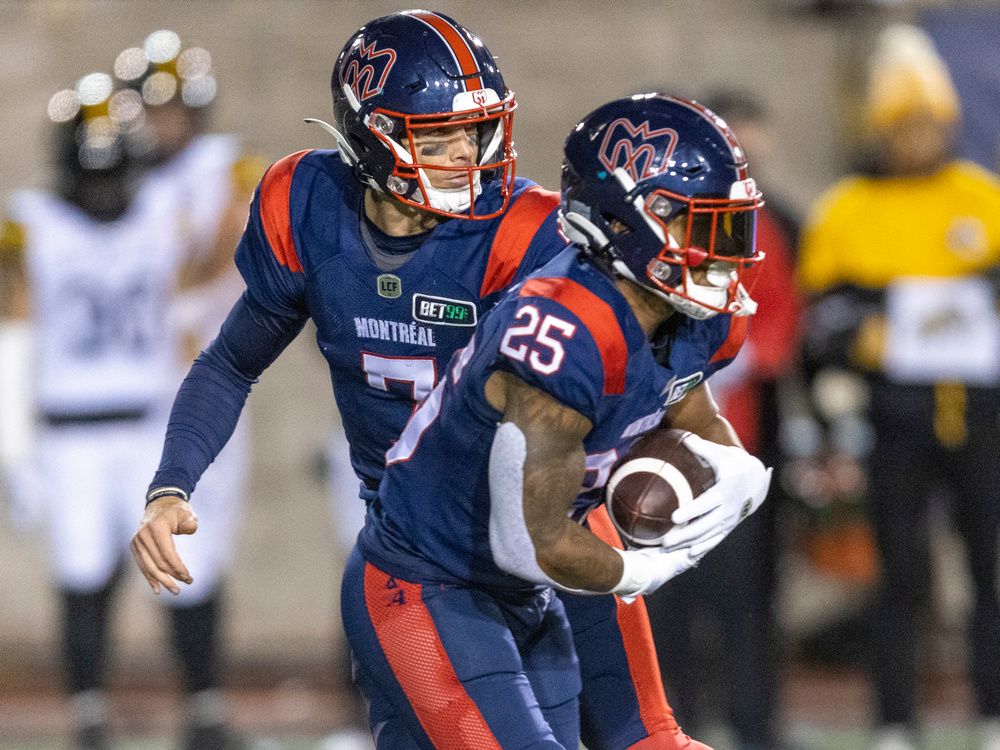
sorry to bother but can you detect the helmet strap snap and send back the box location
[386,175,409,195]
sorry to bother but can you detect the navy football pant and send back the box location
[341,547,580,748]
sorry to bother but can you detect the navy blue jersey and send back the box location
[236,149,563,485]
[360,249,746,593]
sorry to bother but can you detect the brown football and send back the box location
[605,428,717,547]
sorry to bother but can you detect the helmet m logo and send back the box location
[341,37,398,102]
[471,89,489,106]
[599,118,678,181]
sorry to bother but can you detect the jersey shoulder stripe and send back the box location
[259,150,312,273]
[519,276,627,395]
[479,186,559,298]
[709,314,748,364]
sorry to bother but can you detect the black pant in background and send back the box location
[868,382,1000,726]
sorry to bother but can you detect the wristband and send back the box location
[610,547,652,599]
[610,545,699,601]
[145,486,190,506]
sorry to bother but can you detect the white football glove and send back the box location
[660,434,772,552]
[610,533,724,602]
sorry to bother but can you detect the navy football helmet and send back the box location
[560,94,765,319]
[312,10,516,220]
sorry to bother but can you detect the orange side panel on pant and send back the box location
[588,505,678,736]
[363,563,503,749]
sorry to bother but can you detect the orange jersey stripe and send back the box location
[479,186,559,298]
[708,314,748,364]
[259,150,310,273]
[410,11,483,91]
[588,506,678,738]
[363,564,503,748]
[519,276,627,395]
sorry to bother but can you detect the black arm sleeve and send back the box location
[148,291,307,499]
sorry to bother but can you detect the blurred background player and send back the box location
[132,10,707,750]
[646,89,803,750]
[0,198,34,533]
[799,24,1000,750]
[0,42,255,750]
[0,72,189,750]
[113,31,263,750]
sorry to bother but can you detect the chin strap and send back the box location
[667,278,759,320]
[730,283,758,316]
[559,209,609,250]
[415,167,482,214]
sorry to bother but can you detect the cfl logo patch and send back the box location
[377,273,402,298]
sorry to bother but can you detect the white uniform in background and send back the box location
[143,132,250,606]
[12,132,250,603]
[0,314,39,532]
[12,185,179,593]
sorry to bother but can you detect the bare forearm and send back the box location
[663,381,743,447]
[685,412,741,447]
[490,372,622,591]
[521,437,623,590]
[534,520,624,591]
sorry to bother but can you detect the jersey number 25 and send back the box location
[499,305,576,375]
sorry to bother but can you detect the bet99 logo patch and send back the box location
[412,294,477,327]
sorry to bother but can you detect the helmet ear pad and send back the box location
[331,83,395,191]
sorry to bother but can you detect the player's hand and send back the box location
[131,496,198,595]
[612,534,723,602]
[660,434,771,552]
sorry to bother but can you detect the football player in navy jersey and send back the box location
[340,94,773,748]
[132,11,712,750]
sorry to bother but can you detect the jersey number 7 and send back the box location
[361,352,438,401]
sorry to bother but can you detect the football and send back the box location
[605,428,717,547]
